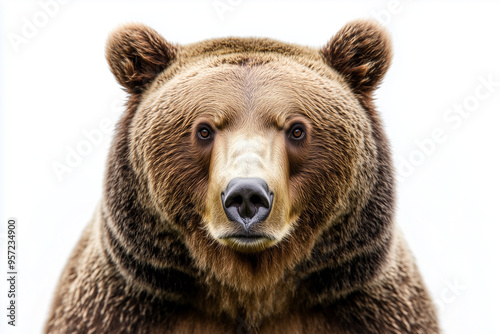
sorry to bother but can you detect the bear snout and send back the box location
[221,177,274,229]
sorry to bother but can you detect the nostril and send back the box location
[249,194,267,208]
[225,194,243,208]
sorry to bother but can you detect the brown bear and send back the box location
[45,20,439,333]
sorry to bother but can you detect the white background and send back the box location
[1,1,499,333]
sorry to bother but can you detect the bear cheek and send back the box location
[130,115,208,225]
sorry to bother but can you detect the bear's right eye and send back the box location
[197,126,213,140]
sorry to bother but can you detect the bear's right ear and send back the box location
[106,23,178,94]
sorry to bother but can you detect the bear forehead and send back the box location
[144,50,361,130]
[149,36,351,95]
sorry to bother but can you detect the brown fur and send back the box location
[45,20,439,333]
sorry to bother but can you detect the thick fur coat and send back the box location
[45,20,439,333]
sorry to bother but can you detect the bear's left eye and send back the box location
[289,124,305,140]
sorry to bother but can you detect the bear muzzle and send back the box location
[216,177,277,252]
[221,177,274,229]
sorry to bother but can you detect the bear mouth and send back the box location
[220,234,277,253]
[225,234,273,243]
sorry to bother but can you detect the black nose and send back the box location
[221,177,274,229]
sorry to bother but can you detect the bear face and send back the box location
[103,21,394,298]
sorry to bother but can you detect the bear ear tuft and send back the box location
[105,23,178,94]
[322,19,392,95]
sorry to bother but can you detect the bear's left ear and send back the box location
[322,19,392,95]
[106,23,178,94]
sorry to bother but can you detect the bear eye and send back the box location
[289,124,305,140]
[197,126,212,140]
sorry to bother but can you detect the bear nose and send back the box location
[221,177,273,230]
